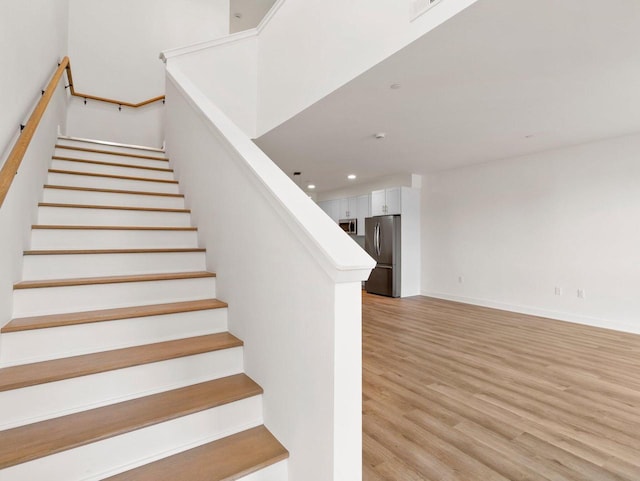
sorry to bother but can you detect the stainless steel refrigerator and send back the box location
[364,215,401,297]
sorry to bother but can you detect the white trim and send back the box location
[421,291,640,335]
[57,135,165,153]
[160,29,258,63]
[256,0,287,33]
[166,66,375,283]
[159,0,286,62]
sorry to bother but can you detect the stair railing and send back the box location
[0,56,165,208]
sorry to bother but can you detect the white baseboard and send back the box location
[420,291,640,336]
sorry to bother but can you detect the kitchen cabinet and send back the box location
[371,187,400,215]
[321,186,421,297]
[338,197,358,219]
[356,194,369,236]
[318,199,340,222]
[319,194,370,234]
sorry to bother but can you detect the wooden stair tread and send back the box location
[2,299,227,333]
[104,425,288,481]
[14,271,215,289]
[38,202,189,213]
[32,225,197,231]
[0,374,261,469]
[44,185,184,198]
[52,156,173,173]
[55,144,169,161]
[0,332,241,392]
[48,169,178,184]
[24,248,205,255]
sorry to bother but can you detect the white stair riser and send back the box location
[53,150,170,169]
[13,277,217,317]
[56,139,165,158]
[42,188,185,209]
[51,159,175,181]
[0,348,242,429]
[0,395,263,481]
[238,461,288,481]
[30,229,199,250]
[0,308,228,366]
[47,172,180,194]
[38,206,192,227]
[22,252,206,280]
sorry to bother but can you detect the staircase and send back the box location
[0,138,288,480]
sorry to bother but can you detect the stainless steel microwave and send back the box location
[339,218,357,234]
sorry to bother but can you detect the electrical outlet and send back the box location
[554,287,562,296]
[577,289,586,299]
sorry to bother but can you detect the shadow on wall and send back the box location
[229,0,277,33]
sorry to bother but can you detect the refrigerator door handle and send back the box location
[375,223,381,257]
[376,265,392,269]
[373,223,377,255]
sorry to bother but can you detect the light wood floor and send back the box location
[362,293,640,481]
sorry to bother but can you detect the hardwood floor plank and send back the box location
[362,293,640,481]
[513,432,630,481]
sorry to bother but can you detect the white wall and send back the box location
[401,187,421,297]
[422,133,640,334]
[66,0,229,146]
[0,1,69,329]
[164,65,373,481]
[256,0,480,135]
[160,0,480,139]
[0,0,68,167]
[0,84,68,330]
[164,34,259,138]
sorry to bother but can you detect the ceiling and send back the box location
[229,0,277,33]
[255,0,640,193]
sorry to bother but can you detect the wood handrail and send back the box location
[65,59,165,107]
[0,56,165,208]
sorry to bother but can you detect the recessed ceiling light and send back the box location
[233,12,242,18]
[390,83,401,89]
[374,132,386,139]
[347,174,357,180]
[307,184,316,189]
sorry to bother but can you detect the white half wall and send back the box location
[164,64,373,481]
[422,133,640,334]
[66,0,230,147]
[164,33,259,138]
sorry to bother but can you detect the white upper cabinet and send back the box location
[338,197,358,219]
[356,194,369,235]
[371,187,401,216]
[370,190,386,216]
